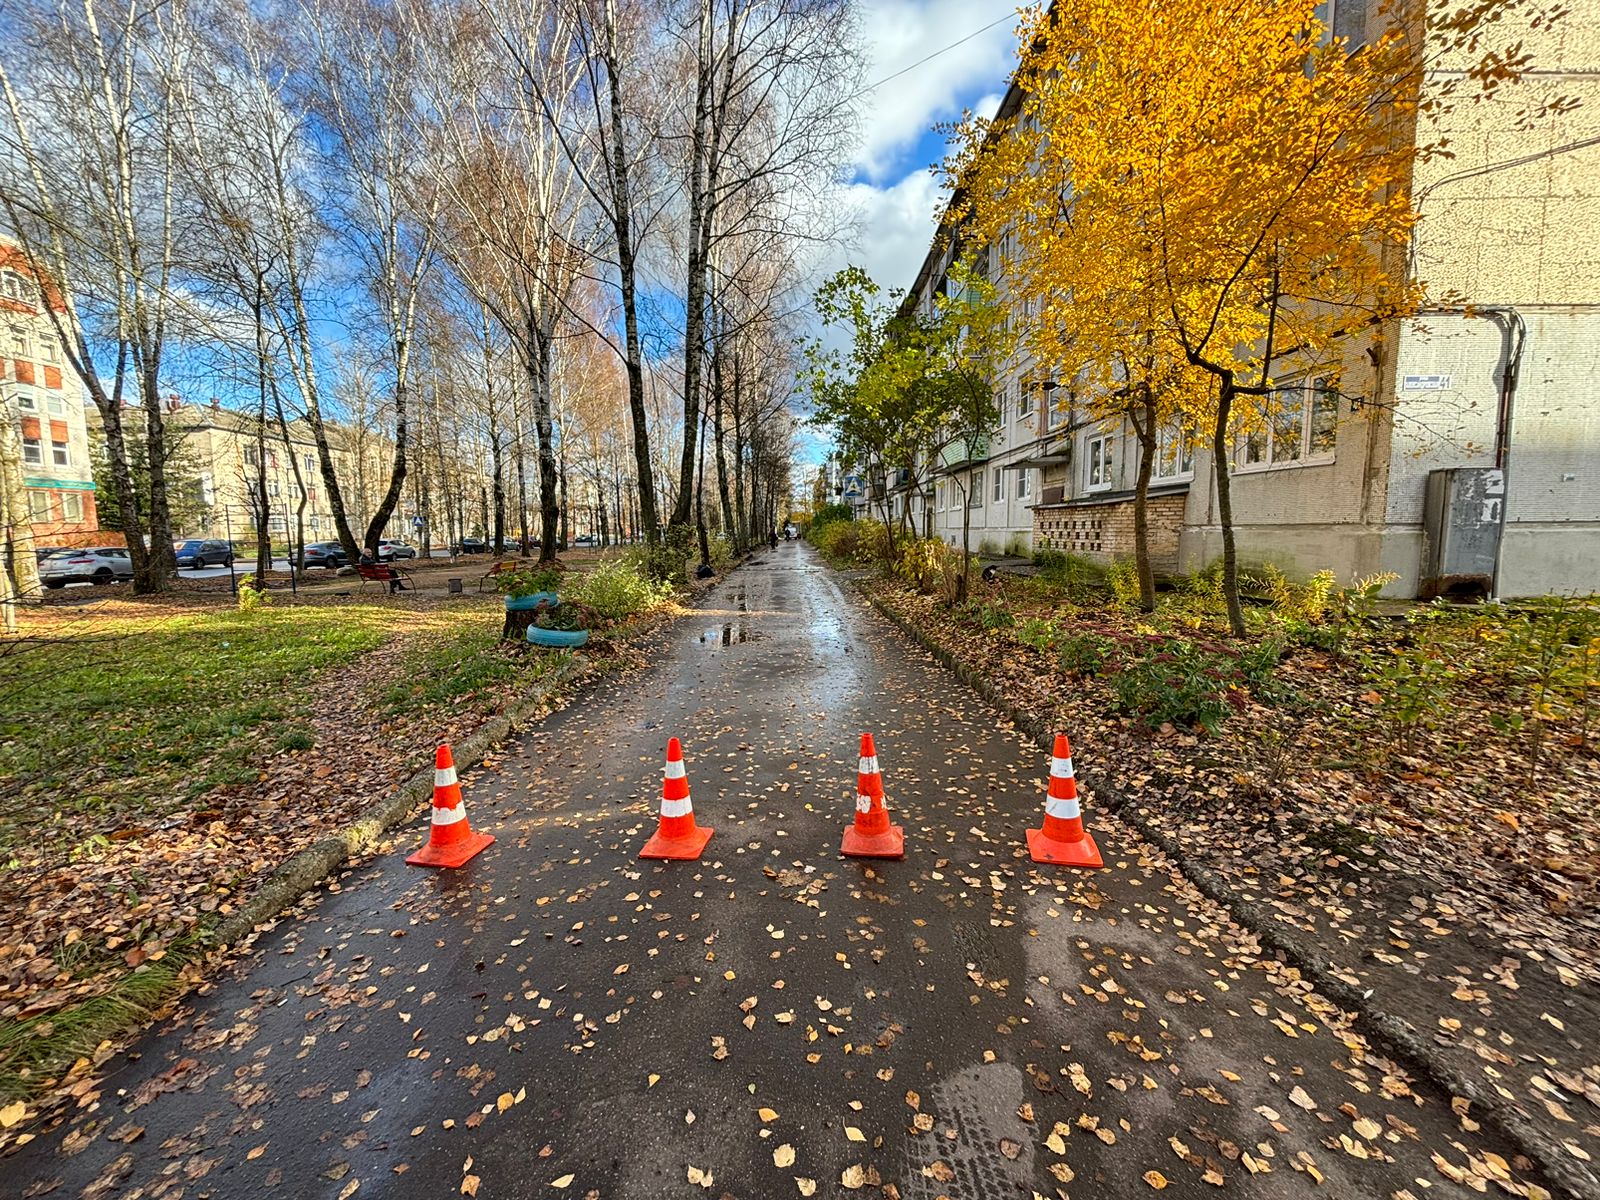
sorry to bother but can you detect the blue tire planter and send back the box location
[504,591,559,611]
[527,627,589,648]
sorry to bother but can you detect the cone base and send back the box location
[407,830,495,869]
[841,823,904,859]
[1026,826,1103,868]
[639,823,714,861]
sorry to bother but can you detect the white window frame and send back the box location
[15,388,37,411]
[45,393,66,416]
[28,490,52,521]
[22,435,42,465]
[39,335,58,364]
[1017,467,1033,500]
[51,438,70,467]
[1153,422,1195,483]
[969,469,983,508]
[992,465,1005,504]
[60,491,83,522]
[1085,434,1115,493]
[1235,375,1339,472]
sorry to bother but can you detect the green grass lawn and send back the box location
[0,605,411,861]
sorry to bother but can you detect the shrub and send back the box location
[812,519,860,563]
[1106,557,1141,607]
[496,564,563,598]
[1363,643,1455,752]
[564,557,670,622]
[1106,640,1242,735]
[972,600,1015,631]
[1033,541,1107,599]
[1015,617,1059,652]
[895,538,941,592]
[635,526,696,584]
[808,502,852,533]
[1059,630,1117,677]
[856,521,894,567]
[1261,565,1337,623]
[707,535,736,571]
[237,577,271,612]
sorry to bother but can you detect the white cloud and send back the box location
[848,0,1021,183]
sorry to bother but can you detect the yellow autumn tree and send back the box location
[949,0,1554,633]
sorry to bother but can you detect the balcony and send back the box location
[938,435,991,470]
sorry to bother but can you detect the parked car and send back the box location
[33,545,66,562]
[173,538,235,569]
[376,539,417,561]
[301,541,349,569]
[572,534,598,547]
[40,547,134,588]
[453,537,489,555]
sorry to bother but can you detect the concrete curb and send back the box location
[210,653,591,952]
[857,581,1598,1200]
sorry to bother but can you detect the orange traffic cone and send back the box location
[407,744,495,868]
[1026,734,1103,868]
[639,737,714,860]
[841,733,904,858]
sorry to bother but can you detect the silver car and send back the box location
[40,546,135,588]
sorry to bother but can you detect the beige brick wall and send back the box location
[1033,492,1186,570]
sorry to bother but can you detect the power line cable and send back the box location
[847,11,1016,103]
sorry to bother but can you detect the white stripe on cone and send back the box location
[664,760,687,780]
[1045,796,1081,820]
[432,801,467,826]
[859,756,880,775]
[855,793,873,814]
[1050,758,1075,778]
[435,765,460,787]
[661,797,693,819]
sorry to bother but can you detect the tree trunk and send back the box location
[528,319,559,564]
[1132,386,1157,612]
[0,394,42,607]
[598,12,659,545]
[136,359,176,592]
[1212,377,1246,637]
[671,0,713,531]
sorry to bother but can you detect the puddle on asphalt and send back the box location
[700,622,754,646]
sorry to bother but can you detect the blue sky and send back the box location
[793,0,1022,467]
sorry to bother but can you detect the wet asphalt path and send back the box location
[11,543,1546,1199]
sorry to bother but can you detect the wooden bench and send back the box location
[357,562,412,593]
[478,559,520,592]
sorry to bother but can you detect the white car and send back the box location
[40,546,135,588]
[376,540,418,561]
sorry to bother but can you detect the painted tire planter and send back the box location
[527,627,589,649]
[504,591,559,611]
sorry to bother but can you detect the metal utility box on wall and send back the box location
[1420,467,1504,599]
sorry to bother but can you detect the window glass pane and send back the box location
[1271,387,1303,463]
[29,491,52,520]
[993,469,1003,502]
[52,440,70,466]
[17,390,36,410]
[22,437,42,464]
[61,492,83,522]
[1309,377,1338,455]
[46,394,66,415]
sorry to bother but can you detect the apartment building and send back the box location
[1,240,98,546]
[167,400,495,550]
[917,0,1600,595]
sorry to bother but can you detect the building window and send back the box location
[303,453,314,474]
[60,491,83,522]
[1154,423,1195,482]
[7,325,30,357]
[1238,375,1338,469]
[1017,468,1033,500]
[1017,382,1034,419]
[2,271,36,306]
[39,335,58,363]
[992,466,1005,503]
[969,470,983,508]
[45,393,66,416]
[244,444,260,468]
[267,479,280,497]
[1086,434,1115,492]
[15,389,36,411]
[22,435,42,465]
[51,437,70,467]
[28,490,52,521]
